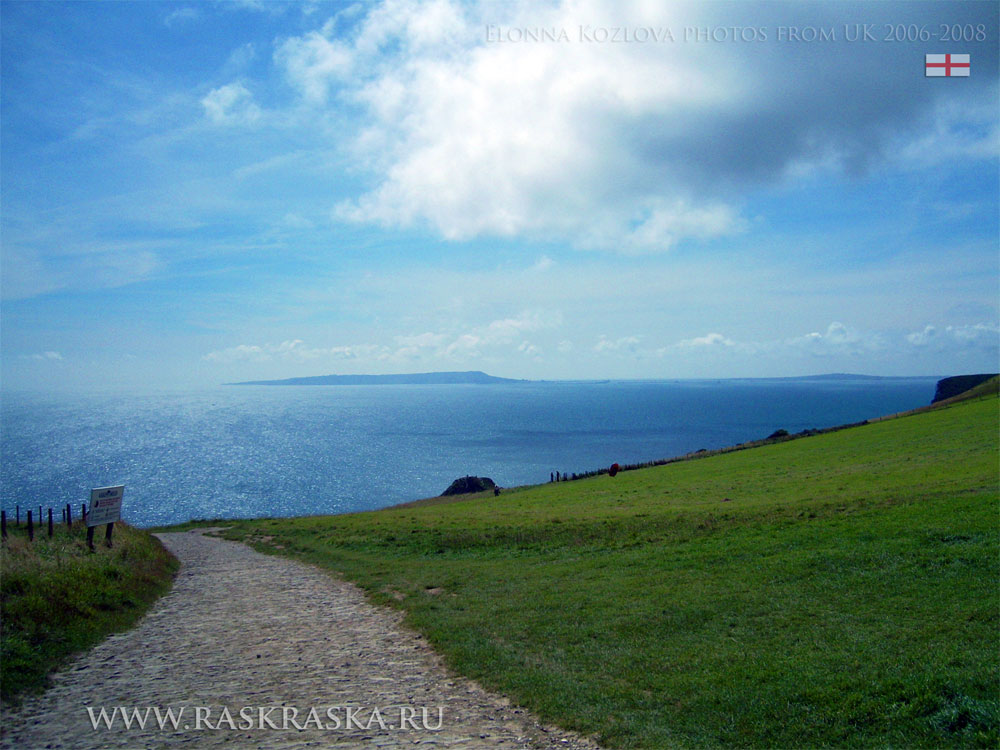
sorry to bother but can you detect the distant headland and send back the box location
[227,370,524,386]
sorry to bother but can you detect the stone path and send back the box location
[1,530,600,749]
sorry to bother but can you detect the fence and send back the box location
[1,503,116,549]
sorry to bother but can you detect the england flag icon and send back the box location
[925,54,970,77]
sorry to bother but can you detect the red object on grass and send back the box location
[609,463,620,477]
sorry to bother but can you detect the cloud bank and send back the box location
[270,0,997,252]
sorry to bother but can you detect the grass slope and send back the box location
[212,394,998,748]
[1,522,178,704]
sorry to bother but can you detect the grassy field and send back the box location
[0,521,178,704]
[204,392,998,748]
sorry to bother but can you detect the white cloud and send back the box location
[613,201,747,254]
[594,335,640,353]
[445,333,482,357]
[200,313,563,368]
[196,315,998,379]
[485,310,561,341]
[275,21,353,104]
[948,322,999,344]
[897,91,1000,166]
[391,310,563,361]
[393,331,449,360]
[411,310,563,359]
[269,0,998,252]
[203,340,383,364]
[204,309,564,369]
[677,332,737,349]
[657,320,999,365]
[907,322,999,350]
[286,0,752,250]
[783,322,890,357]
[20,351,63,361]
[906,325,937,346]
[201,83,261,125]
[518,341,541,357]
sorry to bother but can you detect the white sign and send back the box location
[87,485,124,527]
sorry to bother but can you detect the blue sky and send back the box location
[2,0,997,389]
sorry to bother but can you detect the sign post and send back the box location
[86,486,124,551]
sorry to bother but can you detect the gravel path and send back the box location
[1,530,600,749]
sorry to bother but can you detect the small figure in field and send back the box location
[494,486,501,497]
[550,472,554,483]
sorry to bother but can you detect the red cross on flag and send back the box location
[925,54,970,77]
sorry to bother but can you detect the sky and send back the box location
[1,0,998,390]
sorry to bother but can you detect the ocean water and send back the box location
[0,378,938,528]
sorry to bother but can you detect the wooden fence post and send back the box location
[105,522,114,548]
[87,525,95,552]
[48,508,54,538]
[16,505,19,525]
[27,510,34,541]
[1,511,6,539]
[66,504,72,529]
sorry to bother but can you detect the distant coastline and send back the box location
[227,371,939,387]
[5,375,948,528]
[227,370,524,386]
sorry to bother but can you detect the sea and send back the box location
[0,377,939,528]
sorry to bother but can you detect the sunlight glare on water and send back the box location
[0,379,937,527]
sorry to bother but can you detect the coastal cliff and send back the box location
[931,374,999,403]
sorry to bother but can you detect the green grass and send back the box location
[0,521,178,705]
[203,393,999,748]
